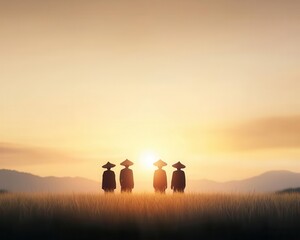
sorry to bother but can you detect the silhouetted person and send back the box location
[171,161,186,193]
[153,159,167,193]
[120,159,134,193]
[102,162,116,193]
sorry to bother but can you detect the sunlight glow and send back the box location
[139,151,159,169]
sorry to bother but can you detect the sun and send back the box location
[139,151,158,169]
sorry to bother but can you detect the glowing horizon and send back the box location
[0,0,299,186]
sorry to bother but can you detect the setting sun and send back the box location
[0,0,299,186]
[139,151,159,169]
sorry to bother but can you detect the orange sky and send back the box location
[0,0,300,189]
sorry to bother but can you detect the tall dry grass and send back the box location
[1,193,300,239]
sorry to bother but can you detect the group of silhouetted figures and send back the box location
[102,159,186,193]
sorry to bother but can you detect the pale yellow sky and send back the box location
[0,0,300,187]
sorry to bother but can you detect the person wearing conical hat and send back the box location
[171,161,186,193]
[120,159,134,193]
[102,162,116,193]
[153,159,167,193]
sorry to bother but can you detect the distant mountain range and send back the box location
[189,170,300,193]
[276,187,300,194]
[0,169,99,193]
[1,169,300,193]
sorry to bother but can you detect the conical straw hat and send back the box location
[153,159,167,167]
[102,161,116,169]
[172,161,186,169]
[120,159,134,166]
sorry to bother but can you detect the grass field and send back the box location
[1,192,300,240]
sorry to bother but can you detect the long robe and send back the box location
[120,168,134,192]
[102,170,116,192]
[153,169,167,193]
[171,170,186,192]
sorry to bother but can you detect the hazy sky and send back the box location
[0,0,299,189]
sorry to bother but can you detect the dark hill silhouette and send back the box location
[188,170,300,193]
[0,169,99,192]
[276,187,300,194]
